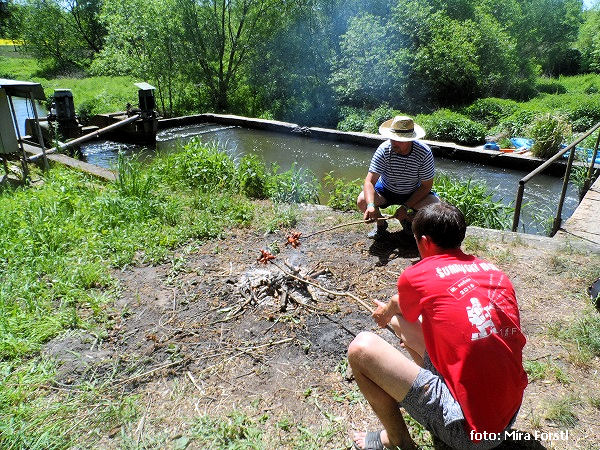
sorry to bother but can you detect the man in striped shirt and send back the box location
[357,116,439,239]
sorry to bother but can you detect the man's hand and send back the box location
[372,298,395,328]
[364,205,379,222]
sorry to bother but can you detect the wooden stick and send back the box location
[301,215,393,239]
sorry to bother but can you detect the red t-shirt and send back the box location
[397,249,527,435]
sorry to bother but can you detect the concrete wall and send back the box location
[157,113,576,176]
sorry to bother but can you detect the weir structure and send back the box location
[0,78,48,181]
[3,80,158,182]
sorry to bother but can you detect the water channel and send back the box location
[80,122,579,235]
[9,97,577,234]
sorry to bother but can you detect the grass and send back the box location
[0,46,137,118]
[545,396,580,428]
[0,140,329,447]
[190,407,347,449]
[523,358,569,384]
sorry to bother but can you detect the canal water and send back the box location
[80,123,579,235]
[10,96,47,136]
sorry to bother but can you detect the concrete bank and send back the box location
[557,176,600,247]
[158,113,577,177]
[23,142,116,182]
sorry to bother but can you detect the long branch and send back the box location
[301,215,393,239]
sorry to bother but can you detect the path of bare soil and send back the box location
[43,206,600,449]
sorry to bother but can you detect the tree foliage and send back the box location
[20,0,105,71]
[92,0,181,115]
[5,0,591,121]
[578,7,600,73]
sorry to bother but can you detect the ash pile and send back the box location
[236,261,333,313]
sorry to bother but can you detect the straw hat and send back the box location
[379,115,426,141]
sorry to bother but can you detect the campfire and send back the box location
[237,260,332,313]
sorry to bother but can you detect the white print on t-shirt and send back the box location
[447,276,479,300]
[435,261,500,279]
[466,297,497,340]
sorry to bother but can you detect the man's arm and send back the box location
[363,172,381,222]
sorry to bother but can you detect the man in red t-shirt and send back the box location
[350,203,527,450]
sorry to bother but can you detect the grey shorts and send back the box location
[399,354,517,450]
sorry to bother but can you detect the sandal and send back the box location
[353,430,385,450]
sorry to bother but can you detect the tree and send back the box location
[66,0,105,54]
[515,0,583,75]
[93,0,181,115]
[577,7,600,72]
[175,0,286,112]
[331,13,403,108]
[20,0,105,71]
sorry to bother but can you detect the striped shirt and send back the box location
[368,140,435,195]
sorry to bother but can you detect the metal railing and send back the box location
[512,122,600,234]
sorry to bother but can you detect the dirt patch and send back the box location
[43,208,600,448]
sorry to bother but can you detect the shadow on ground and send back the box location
[368,231,419,265]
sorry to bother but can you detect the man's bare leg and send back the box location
[348,332,420,449]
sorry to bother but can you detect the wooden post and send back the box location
[29,92,49,170]
[6,94,29,181]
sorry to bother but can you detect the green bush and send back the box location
[564,99,600,132]
[535,79,567,95]
[362,105,401,134]
[527,114,571,159]
[416,110,486,146]
[323,173,362,211]
[433,174,512,230]
[493,108,539,137]
[461,98,519,128]
[337,107,369,132]
[237,154,268,199]
[166,139,238,191]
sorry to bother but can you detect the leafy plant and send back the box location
[336,107,369,132]
[493,108,538,137]
[527,114,571,159]
[266,163,320,204]
[461,97,519,128]
[416,110,486,146]
[433,174,512,230]
[115,152,154,199]
[166,139,238,191]
[535,78,567,95]
[323,173,361,211]
[362,105,401,134]
[237,154,268,199]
